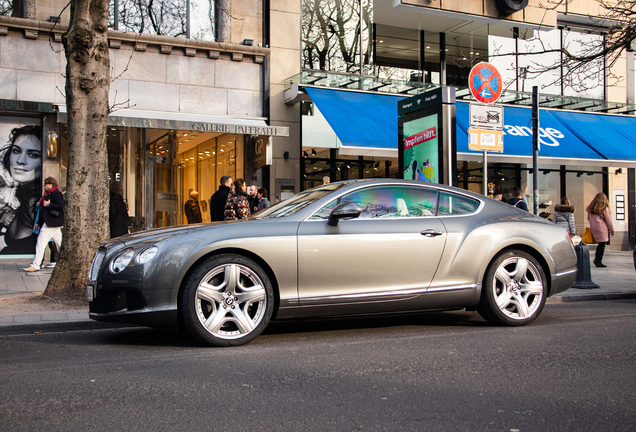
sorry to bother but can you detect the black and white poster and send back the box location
[0,117,42,256]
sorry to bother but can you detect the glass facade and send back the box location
[58,125,247,230]
[109,0,216,40]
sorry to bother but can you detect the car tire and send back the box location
[478,250,547,326]
[180,254,274,347]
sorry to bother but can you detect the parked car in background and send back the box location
[87,179,577,346]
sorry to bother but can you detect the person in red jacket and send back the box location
[23,177,64,272]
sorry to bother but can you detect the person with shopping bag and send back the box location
[586,192,614,268]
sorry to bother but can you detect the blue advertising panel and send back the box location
[456,102,604,160]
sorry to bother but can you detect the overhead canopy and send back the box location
[56,106,289,137]
[456,102,636,168]
[304,87,404,157]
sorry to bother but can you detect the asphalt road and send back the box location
[1,301,635,432]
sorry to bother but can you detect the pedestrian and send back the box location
[323,176,330,185]
[256,187,271,212]
[22,177,63,272]
[586,192,614,268]
[210,175,232,222]
[109,182,129,237]
[224,178,251,221]
[553,196,576,236]
[507,187,528,211]
[184,190,202,224]
[493,192,504,202]
[248,184,259,214]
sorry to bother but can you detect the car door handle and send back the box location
[420,229,443,237]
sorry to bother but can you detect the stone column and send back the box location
[22,0,36,19]
[217,0,231,42]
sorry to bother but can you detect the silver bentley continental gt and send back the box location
[88,179,577,346]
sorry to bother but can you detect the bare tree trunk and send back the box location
[44,0,110,300]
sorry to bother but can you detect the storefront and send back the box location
[294,85,636,250]
[56,109,288,231]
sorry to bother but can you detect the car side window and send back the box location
[309,185,438,220]
[437,191,480,216]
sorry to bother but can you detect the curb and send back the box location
[547,292,636,303]
[0,320,136,336]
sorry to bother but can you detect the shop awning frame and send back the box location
[56,107,289,137]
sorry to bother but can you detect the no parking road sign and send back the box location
[468,62,503,104]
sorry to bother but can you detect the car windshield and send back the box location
[255,183,346,218]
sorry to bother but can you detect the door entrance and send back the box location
[145,130,179,229]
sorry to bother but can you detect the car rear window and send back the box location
[437,191,480,216]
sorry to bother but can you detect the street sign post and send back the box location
[468,62,504,196]
[468,63,503,104]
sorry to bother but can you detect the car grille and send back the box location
[89,248,106,281]
[90,290,146,314]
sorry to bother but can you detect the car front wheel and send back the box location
[478,250,547,326]
[181,254,274,346]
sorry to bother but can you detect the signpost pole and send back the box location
[483,150,488,196]
[532,86,539,215]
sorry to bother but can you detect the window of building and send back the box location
[302,0,373,74]
[109,0,216,40]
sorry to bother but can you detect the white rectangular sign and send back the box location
[469,104,504,129]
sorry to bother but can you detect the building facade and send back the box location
[0,0,634,256]
[272,0,636,250]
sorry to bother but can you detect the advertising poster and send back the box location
[402,114,439,183]
[0,117,42,256]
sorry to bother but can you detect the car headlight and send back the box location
[110,249,134,274]
[136,246,158,264]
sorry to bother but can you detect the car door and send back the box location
[297,184,447,306]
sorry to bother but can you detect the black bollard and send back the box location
[572,242,599,289]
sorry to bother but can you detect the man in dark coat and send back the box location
[210,176,232,222]
[109,182,129,237]
[184,190,203,224]
[23,177,64,272]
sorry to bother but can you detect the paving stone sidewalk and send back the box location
[0,251,634,331]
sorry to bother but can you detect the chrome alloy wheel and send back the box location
[491,257,544,320]
[195,263,267,339]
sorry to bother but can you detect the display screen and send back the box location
[402,114,439,183]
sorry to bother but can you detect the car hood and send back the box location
[110,219,278,247]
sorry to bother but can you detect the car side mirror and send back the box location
[327,202,362,226]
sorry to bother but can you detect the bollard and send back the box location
[571,242,599,289]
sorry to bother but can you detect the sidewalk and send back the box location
[0,251,634,333]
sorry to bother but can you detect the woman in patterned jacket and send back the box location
[224,178,251,220]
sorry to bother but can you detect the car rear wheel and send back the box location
[478,250,546,326]
[181,254,274,347]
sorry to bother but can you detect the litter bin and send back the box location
[571,242,599,289]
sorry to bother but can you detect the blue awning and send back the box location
[457,101,636,167]
[305,87,404,157]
